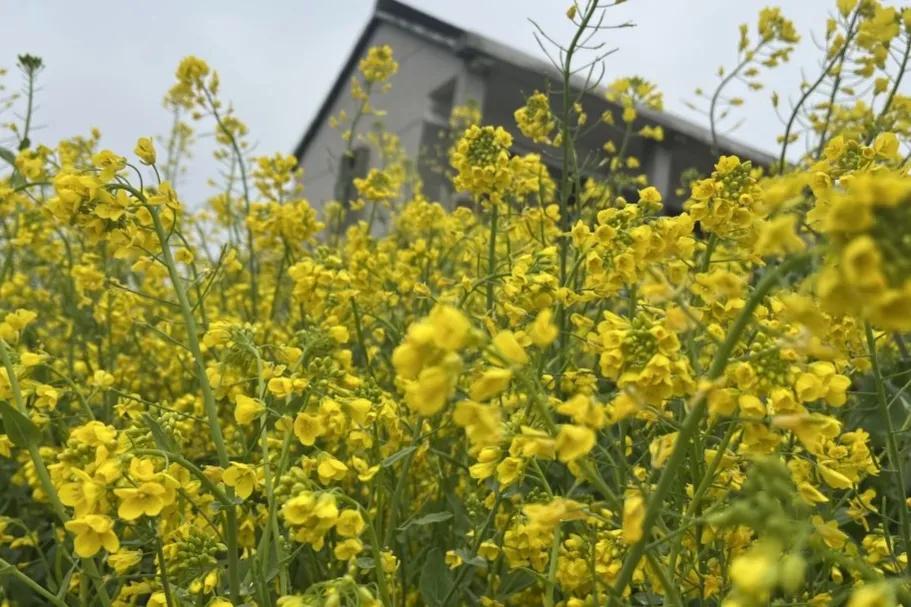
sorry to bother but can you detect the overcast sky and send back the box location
[3,1,902,203]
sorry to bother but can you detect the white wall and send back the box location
[298,20,472,211]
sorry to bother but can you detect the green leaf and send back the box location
[496,569,535,598]
[0,146,15,167]
[381,445,416,468]
[0,401,39,447]
[398,511,453,532]
[454,548,486,568]
[143,414,176,452]
[258,536,281,583]
[419,548,453,607]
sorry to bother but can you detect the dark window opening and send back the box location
[335,145,370,207]
[418,79,458,205]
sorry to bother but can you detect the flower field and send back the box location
[2,1,911,606]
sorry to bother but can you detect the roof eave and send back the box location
[293,0,777,167]
[292,16,380,160]
[293,0,466,162]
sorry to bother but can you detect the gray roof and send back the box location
[293,0,777,166]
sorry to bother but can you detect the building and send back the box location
[293,0,774,219]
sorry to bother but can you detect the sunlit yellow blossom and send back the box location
[65,515,119,557]
[621,490,645,544]
[224,462,258,499]
[234,393,265,425]
[451,125,513,198]
[555,424,595,462]
[358,45,397,83]
[134,137,156,165]
[293,412,325,446]
[107,548,143,574]
[491,330,528,366]
[529,309,559,347]
[114,482,168,520]
[3,12,911,604]
[469,368,512,402]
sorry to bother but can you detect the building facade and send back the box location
[294,0,774,220]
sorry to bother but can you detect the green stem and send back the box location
[865,322,911,575]
[156,537,176,607]
[441,489,503,607]
[667,421,737,575]
[698,234,717,274]
[486,202,498,316]
[350,297,376,382]
[878,31,911,127]
[814,38,850,159]
[813,539,911,606]
[779,11,858,172]
[521,376,620,510]
[709,44,764,156]
[0,558,68,607]
[337,495,392,606]
[248,344,289,596]
[644,552,683,607]
[555,0,598,388]
[18,57,38,149]
[146,206,229,464]
[610,252,809,600]
[202,87,258,319]
[0,341,113,607]
[144,202,241,602]
[543,523,561,607]
[383,418,422,547]
[133,449,231,506]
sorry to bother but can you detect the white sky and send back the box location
[3,0,904,203]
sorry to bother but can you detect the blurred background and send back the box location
[1,1,866,202]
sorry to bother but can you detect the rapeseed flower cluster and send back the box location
[2,2,911,607]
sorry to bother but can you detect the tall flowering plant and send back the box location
[2,2,911,606]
